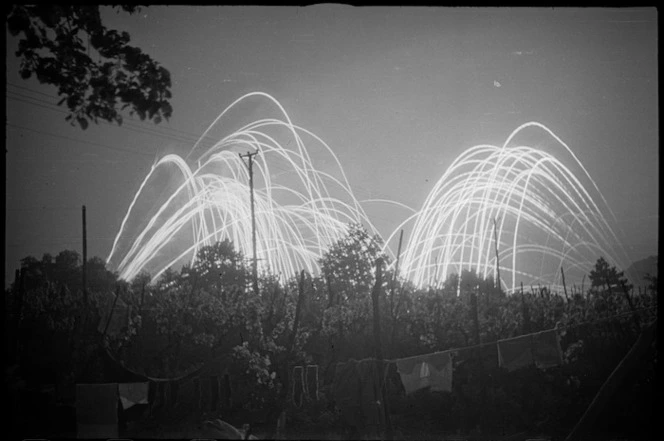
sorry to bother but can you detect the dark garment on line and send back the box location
[333,360,363,429]
[333,358,385,432]
[75,383,118,439]
[498,333,535,371]
[532,329,563,369]
[200,376,212,411]
[176,377,197,409]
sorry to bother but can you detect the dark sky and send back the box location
[5,6,658,287]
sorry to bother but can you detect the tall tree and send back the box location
[7,5,172,129]
[319,223,388,304]
[589,257,631,293]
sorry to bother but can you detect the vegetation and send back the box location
[6,5,173,129]
[5,226,657,439]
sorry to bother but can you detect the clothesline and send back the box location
[386,304,656,364]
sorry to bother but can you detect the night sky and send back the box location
[5,6,658,287]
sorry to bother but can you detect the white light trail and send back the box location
[394,122,632,293]
[107,92,381,283]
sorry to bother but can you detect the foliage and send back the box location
[7,243,658,438]
[319,223,389,304]
[589,256,631,293]
[7,5,172,129]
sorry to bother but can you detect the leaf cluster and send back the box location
[7,5,172,129]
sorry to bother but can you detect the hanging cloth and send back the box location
[118,382,148,410]
[497,334,535,372]
[532,329,564,369]
[75,383,119,439]
[332,360,363,429]
[292,366,305,408]
[395,351,453,394]
[305,365,319,401]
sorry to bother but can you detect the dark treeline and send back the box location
[5,223,658,439]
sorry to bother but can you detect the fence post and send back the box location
[371,258,392,440]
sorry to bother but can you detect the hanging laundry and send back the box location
[332,360,363,430]
[395,351,453,394]
[221,373,233,409]
[357,359,383,432]
[148,380,169,415]
[176,377,196,409]
[168,380,179,407]
[292,366,305,408]
[200,377,212,411]
[532,329,563,369]
[118,382,148,410]
[305,365,319,402]
[498,334,535,372]
[209,376,219,411]
[75,383,119,439]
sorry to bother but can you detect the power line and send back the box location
[6,122,156,157]
[6,81,210,146]
[6,92,199,147]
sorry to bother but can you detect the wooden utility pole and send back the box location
[82,205,87,303]
[493,217,501,291]
[240,151,259,296]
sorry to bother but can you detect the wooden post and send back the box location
[82,205,87,303]
[521,281,530,334]
[10,268,25,364]
[390,229,404,315]
[371,258,392,439]
[619,281,641,330]
[372,258,385,361]
[102,284,122,338]
[471,288,481,345]
[493,217,501,291]
[561,266,569,302]
[288,271,306,356]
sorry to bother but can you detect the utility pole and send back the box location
[240,151,259,296]
[493,217,501,292]
[82,205,87,303]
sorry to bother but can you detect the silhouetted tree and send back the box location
[589,256,631,294]
[7,5,172,129]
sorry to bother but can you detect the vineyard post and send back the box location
[372,257,392,439]
[561,266,569,302]
[471,288,481,345]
